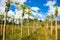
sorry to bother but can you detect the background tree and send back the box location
[45,16,50,29]
[3,0,19,40]
[3,0,10,40]
[0,13,4,36]
[55,6,58,40]
[50,14,54,35]
[26,6,32,36]
[17,17,21,29]
[19,4,27,38]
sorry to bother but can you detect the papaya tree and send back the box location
[50,14,54,35]
[55,6,58,40]
[0,13,4,36]
[26,6,32,36]
[19,4,27,38]
[45,16,50,29]
[3,0,20,40]
[3,0,10,40]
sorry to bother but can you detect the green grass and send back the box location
[0,24,60,40]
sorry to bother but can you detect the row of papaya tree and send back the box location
[0,0,59,40]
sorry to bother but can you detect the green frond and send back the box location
[55,6,58,17]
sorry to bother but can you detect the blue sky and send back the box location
[0,0,60,20]
[24,0,60,20]
[10,4,17,12]
[9,0,60,20]
[25,0,48,14]
[25,0,60,13]
[10,0,60,14]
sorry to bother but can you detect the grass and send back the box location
[0,24,60,40]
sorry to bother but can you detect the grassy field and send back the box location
[0,24,60,40]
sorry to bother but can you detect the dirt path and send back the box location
[43,27,50,40]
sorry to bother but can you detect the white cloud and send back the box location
[15,10,29,19]
[15,10,23,19]
[45,0,56,11]
[58,7,60,16]
[47,6,60,16]
[0,6,5,13]
[23,14,28,19]
[45,0,57,16]
[45,1,56,6]
[47,6,55,16]
[0,0,6,13]
[0,0,6,7]
[11,0,27,4]
[31,11,37,16]
[29,16,34,19]
[7,10,15,18]
[31,11,44,19]
[0,0,27,8]
[21,11,44,20]
[31,7,40,12]
[37,13,45,21]
[37,13,43,17]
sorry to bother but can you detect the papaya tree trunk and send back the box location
[1,20,3,36]
[47,22,48,29]
[27,18,30,36]
[3,12,7,40]
[12,18,14,39]
[21,19,23,38]
[55,17,57,40]
[32,20,34,33]
[51,20,53,35]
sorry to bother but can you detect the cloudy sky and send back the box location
[0,0,60,20]
[25,0,60,20]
